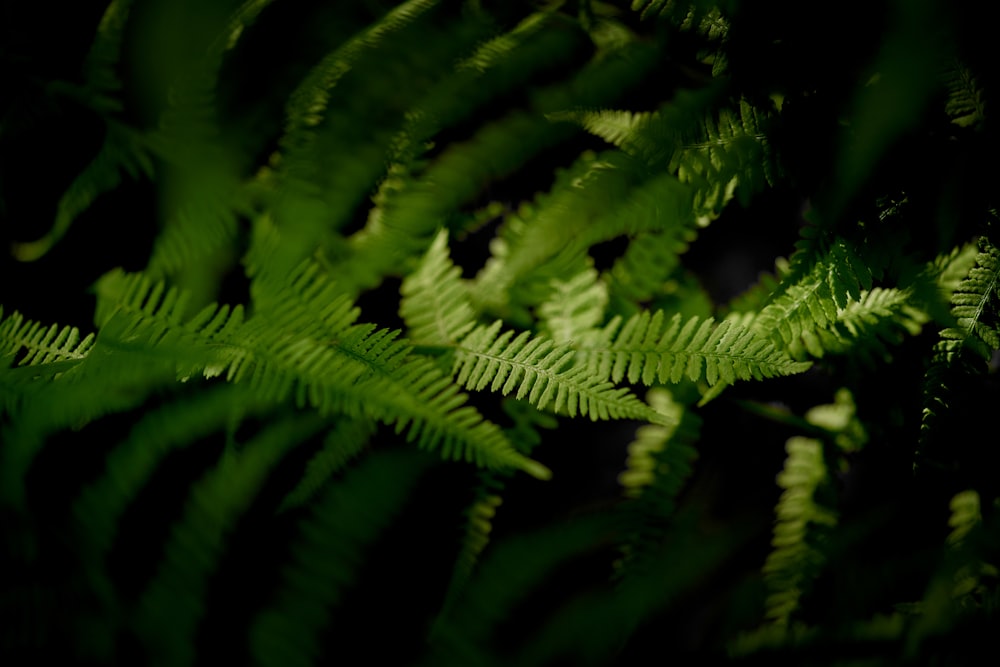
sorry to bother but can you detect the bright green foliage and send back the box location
[2,0,998,664]
[762,436,838,626]
[931,238,1000,364]
[536,268,608,345]
[0,309,95,369]
[400,229,478,347]
[454,320,666,423]
[580,309,811,389]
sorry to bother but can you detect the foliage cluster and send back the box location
[2,0,998,664]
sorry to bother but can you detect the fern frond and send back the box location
[804,387,868,454]
[251,449,428,667]
[945,490,997,603]
[81,0,135,107]
[134,413,324,667]
[283,0,440,138]
[279,417,376,512]
[604,228,697,311]
[552,94,776,231]
[673,99,776,223]
[440,479,505,619]
[547,86,718,167]
[0,308,95,370]
[763,436,837,627]
[437,398,557,623]
[93,269,195,330]
[93,265,548,479]
[929,242,981,298]
[263,1,488,278]
[536,267,608,345]
[903,490,998,658]
[345,110,580,295]
[630,0,733,37]
[617,388,693,496]
[0,310,98,498]
[753,237,873,357]
[376,41,661,306]
[0,345,178,509]
[472,152,693,320]
[457,10,557,74]
[614,388,700,577]
[92,268,244,383]
[797,287,927,360]
[400,229,477,347]
[629,0,732,75]
[947,489,982,547]
[547,108,673,164]
[454,321,666,423]
[245,256,361,344]
[141,0,278,283]
[9,0,140,255]
[918,238,1000,474]
[579,310,811,390]
[932,237,1000,364]
[9,0,149,263]
[943,61,985,130]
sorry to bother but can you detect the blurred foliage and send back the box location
[2,0,999,664]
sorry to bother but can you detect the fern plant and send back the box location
[2,0,998,664]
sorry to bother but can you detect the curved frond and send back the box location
[753,237,874,357]
[614,388,700,577]
[797,287,927,360]
[400,228,477,346]
[932,237,1000,364]
[9,0,148,263]
[604,228,695,309]
[552,92,775,225]
[579,310,811,390]
[82,0,135,106]
[472,152,693,320]
[344,110,580,295]
[673,99,777,223]
[278,417,376,511]
[762,436,837,627]
[282,0,440,138]
[0,309,95,371]
[92,266,548,480]
[919,238,1000,475]
[453,321,666,424]
[536,267,608,345]
[0,308,98,432]
[11,125,153,263]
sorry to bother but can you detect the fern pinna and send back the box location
[1,0,999,664]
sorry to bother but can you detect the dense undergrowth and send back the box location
[1,0,998,664]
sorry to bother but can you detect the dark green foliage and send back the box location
[2,0,999,664]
